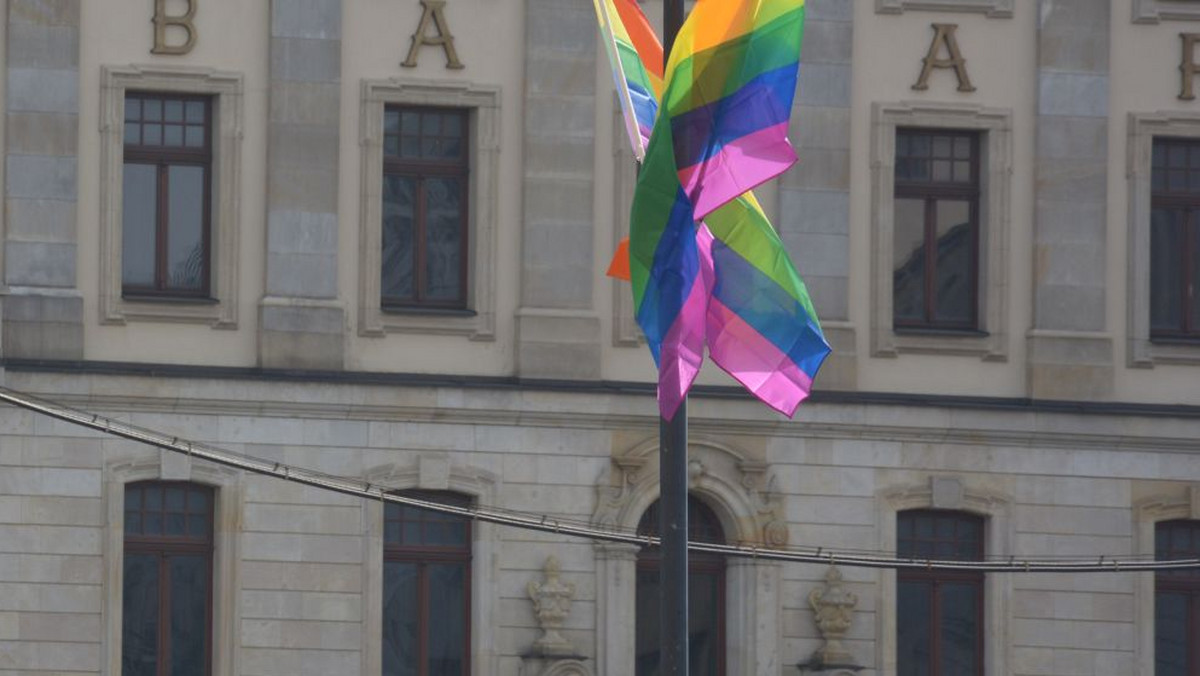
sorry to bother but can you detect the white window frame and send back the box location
[1133,0,1200,23]
[876,477,1012,676]
[357,78,500,341]
[103,453,242,676]
[1133,487,1200,672]
[98,65,243,329]
[1126,112,1200,367]
[361,457,499,676]
[876,0,1013,18]
[870,102,1012,361]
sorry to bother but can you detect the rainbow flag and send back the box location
[630,0,828,419]
[592,0,664,161]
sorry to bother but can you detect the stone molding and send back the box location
[1133,488,1200,673]
[1132,0,1200,23]
[876,0,1013,18]
[358,78,500,341]
[97,65,244,329]
[361,458,499,676]
[875,477,1011,676]
[1126,111,1200,368]
[869,102,1012,361]
[102,454,242,676]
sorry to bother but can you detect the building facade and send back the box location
[1,0,1200,674]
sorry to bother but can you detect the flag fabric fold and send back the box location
[592,0,664,160]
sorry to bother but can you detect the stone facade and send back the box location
[0,0,1199,675]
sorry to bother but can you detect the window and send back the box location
[122,481,214,676]
[1150,138,1200,342]
[121,92,212,298]
[897,509,984,676]
[383,492,472,676]
[893,129,980,332]
[635,495,726,676]
[1155,519,1200,675]
[381,106,470,310]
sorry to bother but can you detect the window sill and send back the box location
[894,326,990,338]
[381,305,476,318]
[122,294,219,305]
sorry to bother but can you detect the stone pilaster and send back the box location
[1029,0,1113,398]
[517,0,600,379]
[3,0,82,360]
[782,0,855,389]
[260,0,344,370]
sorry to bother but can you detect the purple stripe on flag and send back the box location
[677,122,797,220]
[656,224,715,420]
[706,297,814,417]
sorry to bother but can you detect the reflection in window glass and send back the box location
[1150,138,1200,340]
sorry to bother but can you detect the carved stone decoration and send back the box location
[528,556,577,657]
[808,566,859,668]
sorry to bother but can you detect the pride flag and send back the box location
[630,0,828,419]
[592,0,664,161]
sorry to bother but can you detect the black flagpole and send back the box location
[659,3,687,676]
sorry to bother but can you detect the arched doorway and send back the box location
[634,495,726,676]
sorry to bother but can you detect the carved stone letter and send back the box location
[913,23,975,93]
[1181,33,1200,100]
[152,0,197,55]
[402,0,464,70]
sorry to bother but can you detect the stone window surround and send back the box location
[98,65,243,329]
[1126,112,1200,367]
[362,457,499,676]
[870,102,1012,361]
[876,478,1012,676]
[358,78,500,341]
[592,436,787,676]
[1133,487,1200,672]
[1133,0,1200,23]
[875,0,1013,18]
[103,454,242,676]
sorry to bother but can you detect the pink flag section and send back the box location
[677,123,797,220]
[655,226,715,420]
[706,299,815,417]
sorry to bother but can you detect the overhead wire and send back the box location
[1,384,1197,573]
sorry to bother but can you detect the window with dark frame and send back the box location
[382,106,470,310]
[893,128,981,331]
[1150,138,1200,341]
[122,481,214,676]
[1155,519,1200,675]
[122,92,213,298]
[383,491,472,676]
[897,509,984,676]
[635,495,726,676]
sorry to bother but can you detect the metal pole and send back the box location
[659,4,688,675]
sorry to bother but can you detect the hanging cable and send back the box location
[0,384,1197,573]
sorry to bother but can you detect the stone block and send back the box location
[242,647,361,675]
[271,0,341,40]
[526,2,597,53]
[5,241,75,287]
[797,63,852,108]
[268,210,338,255]
[266,251,338,298]
[268,122,338,169]
[241,589,361,622]
[784,232,847,278]
[366,420,475,451]
[271,36,341,83]
[17,612,99,642]
[806,0,854,21]
[784,147,849,191]
[241,532,363,564]
[524,96,597,138]
[1037,240,1105,286]
[1035,116,1106,161]
[267,164,339,215]
[6,23,77,69]
[1027,333,1113,399]
[2,293,82,360]
[1039,27,1109,73]
[7,198,75,242]
[1036,158,1106,203]
[5,154,75,200]
[259,303,345,370]
[525,136,594,177]
[241,561,362,593]
[1038,72,1108,117]
[1033,284,1105,332]
[268,82,339,126]
[6,68,77,113]
[9,0,79,27]
[244,503,362,535]
[800,19,853,64]
[0,639,100,671]
[242,618,361,651]
[779,188,848,236]
[516,311,602,380]
[792,106,851,152]
[1039,0,1109,31]
[527,55,598,97]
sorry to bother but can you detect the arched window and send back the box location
[635,495,726,676]
[1155,519,1200,674]
[383,491,472,676]
[122,481,214,676]
[897,509,985,676]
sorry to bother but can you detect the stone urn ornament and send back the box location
[527,555,577,657]
[807,565,859,667]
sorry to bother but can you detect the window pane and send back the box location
[1155,591,1188,676]
[427,564,467,676]
[165,124,184,146]
[185,125,205,148]
[424,178,463,302]
[122,553,160,676]
[144,123,162,146]
[122,164,158,288]
[126,98,142,122]
[185,101,205,124]
[689,570,721,676]
[165,100,184,123]
[166,165,206,291]
[168,555,209,676]
[382,176,416,302]
[166,486,185,511]
[933,200,974,324]
[1150,209,1184,333]
[897,580,932,676]
[144,99,162,121]
[940,582,981,675]
[125,122,140,145]
[635,568,662,676]
[1192,221,1200,332]
[383,562,419,676]
[893,198,926,323]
